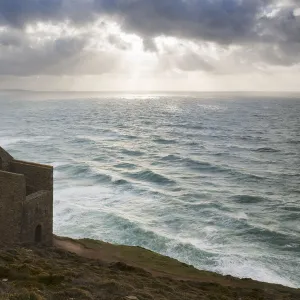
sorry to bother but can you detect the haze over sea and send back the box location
[0,91,299,288]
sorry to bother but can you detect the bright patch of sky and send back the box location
[0,0,299,91]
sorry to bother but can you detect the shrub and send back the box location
[9,291,45,300]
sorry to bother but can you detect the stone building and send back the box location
[0,146,53,247]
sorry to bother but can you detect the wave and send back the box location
[73,136,96,145]
[0,137,28,146]
[124,169,176,185]
[114,162,137,169]
[121,149,144,156]
[230,195,266,204]
[92,156,107,162]
[244,225,300,251]
[113,179,129,185]
[281,206,300,212]
[166,124,215,131]
[57,158,267,194]
[254,147,280,153]
[160,154,181,161]
[162,123,188,128]
[185,141,199,146]
[84,170,133,187]
[122,134,139,140]
[183,158,219,171]
[0,136,51,147]
[230,171,265,182]
[160,155,215,170]
[88,169,134,187]
[188,125,204,130]
[287,140,300,145]
[56,207,297,287]
[56,163,91,176]
[91,173,114,183]
[153,138,177,145]
[55,163,130,186]
[232,135,268,142]
[160,155,268,182]
[73,210,216,261]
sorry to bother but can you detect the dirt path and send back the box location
[54,237,114,262]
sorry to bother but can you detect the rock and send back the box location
[124,296,139,300]
[2,279,8,282]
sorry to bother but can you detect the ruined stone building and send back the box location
[0,146,53,246]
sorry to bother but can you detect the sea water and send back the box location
[0,91,299,288]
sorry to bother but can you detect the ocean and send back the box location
[0,91,299,288]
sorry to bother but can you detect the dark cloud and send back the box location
[96,0,271,44]
[0,0,63,27]
[261,5,300,44]
[98,0,300,67]
[0,0,97,27]
[0,0,299,47]
[0,32,119,76]
[0,0,294,43]
[0,0,300,76]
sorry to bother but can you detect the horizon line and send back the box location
[1,89,300,94]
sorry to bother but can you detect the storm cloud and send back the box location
[0,1,299,43]
[97,0,271,43]
[0,0,299,89]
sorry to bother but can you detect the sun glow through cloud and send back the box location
[0,0,300,91]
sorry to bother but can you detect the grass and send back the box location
[0,237,299,300]
[77,238,225,281]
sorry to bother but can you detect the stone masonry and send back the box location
[0,146,53,247]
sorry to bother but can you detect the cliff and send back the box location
[0,236,299,300]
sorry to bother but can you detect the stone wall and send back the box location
[12,161,54,246]
[10,160,53,194]
[0,171,25,246]
[0,147,13,171]
[0,151,53,247]
[22,191,53,246]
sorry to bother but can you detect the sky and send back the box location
[0,0,300,91]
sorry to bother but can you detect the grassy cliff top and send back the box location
[0,236,299,300]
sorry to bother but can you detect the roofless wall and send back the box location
[0,146,53,247]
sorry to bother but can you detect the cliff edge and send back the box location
[0,236,299,300]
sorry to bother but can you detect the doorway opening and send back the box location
[35,225,42,243]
